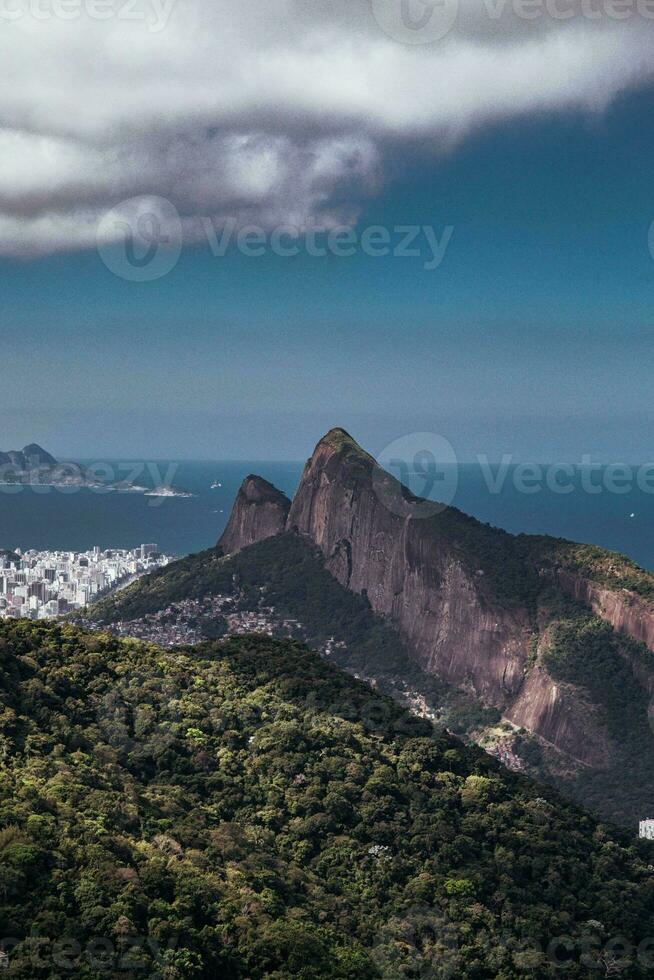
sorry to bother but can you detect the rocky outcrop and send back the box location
[505,665,610,767]
[557,569,654,654]
[0,443,102,487]
[218,428,654,764]
[218,475,291,555]
[0,443,57,470]
[555,569,654,695]
[286,429,532,706]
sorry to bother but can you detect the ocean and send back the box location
[1,459,653,571]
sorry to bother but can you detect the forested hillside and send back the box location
[90,534,502,735]
[91,531,654,828]
[1,621,654,977]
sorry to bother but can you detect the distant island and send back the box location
[0,444,102,487]
[0,444,195,496]
[143,486,195,498]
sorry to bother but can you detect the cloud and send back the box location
[0,0,652,255]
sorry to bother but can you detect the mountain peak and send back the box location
[316,427,357,450]
[22,443,58,466]
[312,427,374,463]
[239,474,289,504]
[0,443,58,470]
[218,475,290,555]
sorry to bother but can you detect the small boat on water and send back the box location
[211,481,222,489]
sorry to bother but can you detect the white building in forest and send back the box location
[639,820,654,840]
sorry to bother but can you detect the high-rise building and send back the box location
[0,546,171,621]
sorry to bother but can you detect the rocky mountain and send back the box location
[0,443,57,471]
[283,430,534,709]
[0,444,155,492]
[95,428,654,825]
[218,474,291,554]
[215,429,654,819]
[0,442,98,486]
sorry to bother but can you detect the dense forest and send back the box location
[1,620,654,977]
[91,532,654,828]
[540,611,654,822]
[91,534,501,735]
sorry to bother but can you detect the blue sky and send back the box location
[2,41,653,461]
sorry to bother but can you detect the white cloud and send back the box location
[0,0,652,255]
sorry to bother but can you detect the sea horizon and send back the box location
[2,458,654,572]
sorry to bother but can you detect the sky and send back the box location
[2,1,654,462]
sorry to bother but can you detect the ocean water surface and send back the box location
[1,460,653,571]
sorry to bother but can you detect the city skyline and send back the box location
[0,544,171,620]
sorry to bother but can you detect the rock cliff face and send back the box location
[218,475,291,556]
[218,429,654,765]
[286,429,531,706]
[505,664,610,766]
[557,569,654,657]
